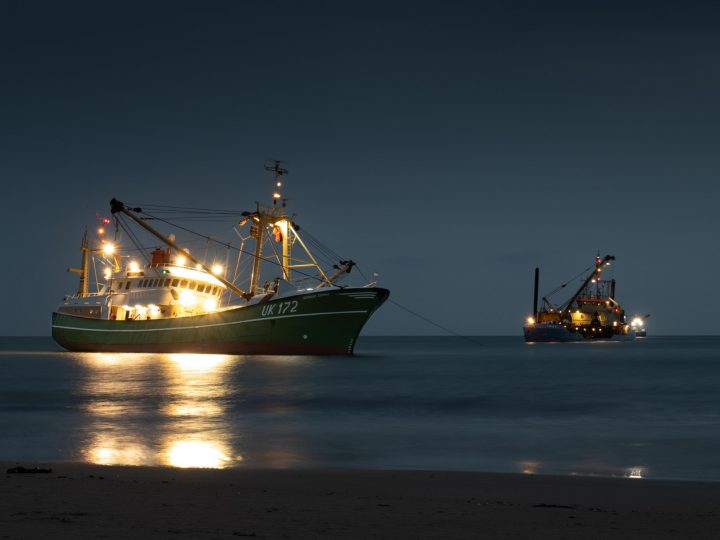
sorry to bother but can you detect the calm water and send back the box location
[0,336,718,481]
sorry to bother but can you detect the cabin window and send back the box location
[164,279,171,287]
[126,281,131,289]
[213,287,219,295]
[171,279,179,287]
[180,280,188,288]
[152,279,159,287]
[197,284,206,293]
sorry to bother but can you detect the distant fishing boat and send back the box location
[52,162,389,355]
[524,255,634,342]
[630,314,650,337]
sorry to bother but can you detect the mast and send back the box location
[109,199,249,299]
[532,267,539,321]
[67,229,90,297]
[561,255,615,311]
[267,160,291,281]
[249,202,265,294]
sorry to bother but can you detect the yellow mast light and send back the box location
[102,243,116,255]
[175,255,187,266]
[211,264,224,275]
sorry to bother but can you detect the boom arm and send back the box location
[110,198,249,299]
[560,255,615,311]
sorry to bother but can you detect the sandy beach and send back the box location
[1,463,718,539]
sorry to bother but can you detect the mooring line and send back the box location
[387,299,483,345]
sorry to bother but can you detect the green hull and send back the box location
[52,288,388,355]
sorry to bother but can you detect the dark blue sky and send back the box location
[2,1,719,335]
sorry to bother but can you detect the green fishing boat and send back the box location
[52,162,388,355]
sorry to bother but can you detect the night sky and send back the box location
[2,1,719,336]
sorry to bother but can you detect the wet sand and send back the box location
[1,462,719,539]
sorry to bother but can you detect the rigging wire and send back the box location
[544,263,594,299]
[387,299,483,345]
[138,210,329,284]
[108,203,478,343]
[125,202,243,214]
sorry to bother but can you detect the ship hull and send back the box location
[52,288,388,355]
[524,323,634,343]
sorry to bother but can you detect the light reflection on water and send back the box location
[79,353,238,468]
[3,336,720,480]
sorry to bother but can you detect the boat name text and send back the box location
[261,301,299,317]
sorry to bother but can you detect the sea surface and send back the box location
[0,336,718,481]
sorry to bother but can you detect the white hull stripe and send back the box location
[53,310,369,334]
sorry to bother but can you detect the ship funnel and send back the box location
[533,267,539,322]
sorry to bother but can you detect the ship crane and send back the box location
[559,254,615,314]
[110,198,251,299]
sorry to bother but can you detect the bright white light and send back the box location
[102,243,115,255]
[526,317,535,325]
[179,291,196,307]
[176,255,187,266]
[203,298,217,312]
[103,267,112,279]
[211,264,223,275]
[128,261,140,273]
[148,304,160,317]
[631,317,644,328]
[166,266,225,287]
